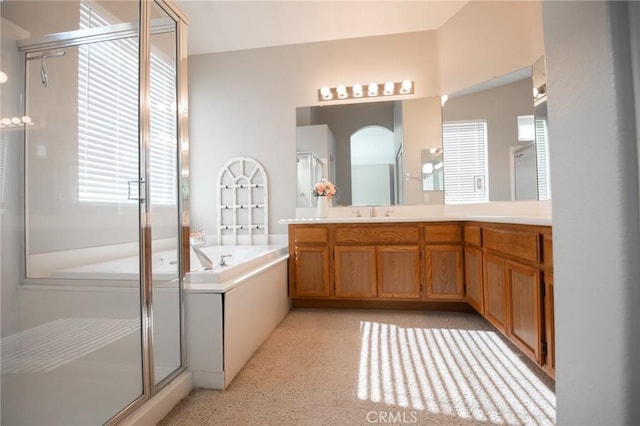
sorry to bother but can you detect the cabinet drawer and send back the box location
[293,226,329,243]
[334,225,419,244]
[464,225,482,246]
[483,227,540,262]
[424,224,462,243]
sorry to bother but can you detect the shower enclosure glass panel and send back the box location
[148,1,181,387]
[13,22,145,426]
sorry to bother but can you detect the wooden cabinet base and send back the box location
[291,298,475,312]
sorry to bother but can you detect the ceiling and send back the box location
[173,1,469,56]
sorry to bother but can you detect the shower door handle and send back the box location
[128,179,145,203]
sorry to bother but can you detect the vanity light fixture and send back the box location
[0,116,35,128]
[317,80,415,102]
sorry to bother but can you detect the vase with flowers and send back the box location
[312,179,336,218]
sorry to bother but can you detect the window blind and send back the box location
[77,2,177,206]
[535,118,551,200]
[442,121,489,204]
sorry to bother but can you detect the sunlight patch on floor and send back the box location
[357,321,555,425]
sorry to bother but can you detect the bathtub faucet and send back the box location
[218,254,232,267]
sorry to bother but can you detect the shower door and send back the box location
[17,40,147,426]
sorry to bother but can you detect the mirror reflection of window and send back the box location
[442,120,489,204]
[350,126,395,206]
[535,101,551,200]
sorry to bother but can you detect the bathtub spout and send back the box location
[191,244,214,270]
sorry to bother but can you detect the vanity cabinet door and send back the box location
[483,253,508,333]
[293,246,331,297]
[464,246,484,313]
[377,245,421,299]
[425,245,464,301]
[334,246,377,298]
[506,260,543,364]
[543,272,555,377]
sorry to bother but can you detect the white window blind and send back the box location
[535,117,551,200]
[77,2,177,205]
[442,121,489,204]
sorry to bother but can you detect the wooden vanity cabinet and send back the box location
[424,224,464,301]
[288,221,554,378]
[464,225,484,313]
[333,224,421,300]
[334,246,377,298]
[483,252,508,332]
[377,245,421,299]
[507,260,543,364]
[480,225,553,373]
[289,225,331,298]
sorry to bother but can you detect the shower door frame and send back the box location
[16,0,190,423]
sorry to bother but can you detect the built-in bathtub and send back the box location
[188,244,288,283]
[9,243,290,423]
[184,244,291,389]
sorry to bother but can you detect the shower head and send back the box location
[40,51,66,88]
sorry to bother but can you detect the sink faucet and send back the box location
[369,206,376,217]
[352,209,362,218]
[218,254,232,267]
[384,210,394,217]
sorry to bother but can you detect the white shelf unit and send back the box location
[217,157,269,245]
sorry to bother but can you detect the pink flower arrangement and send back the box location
[312,179,337,197]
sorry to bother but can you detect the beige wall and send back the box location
[402,96,443,205]
[437,0,544,95]
[189,1,544,236]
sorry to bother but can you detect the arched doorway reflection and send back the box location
[350,126,395,206]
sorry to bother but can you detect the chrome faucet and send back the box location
[352,209,362,218]
[369,206,376,217]
[218,254,232,267]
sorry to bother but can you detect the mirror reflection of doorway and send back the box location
[350,126,395,206]
[512,143,538,200]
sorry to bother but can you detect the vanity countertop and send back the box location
[278,215,551,227]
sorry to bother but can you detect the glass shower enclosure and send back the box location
[1,1,189,424]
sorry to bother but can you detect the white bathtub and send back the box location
[184,244,291,389]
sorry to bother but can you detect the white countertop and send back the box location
[279,215,551,226]
[283,201,552,227]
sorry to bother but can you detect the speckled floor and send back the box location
[159,308,555,426]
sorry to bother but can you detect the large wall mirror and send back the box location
[296,57,550,206]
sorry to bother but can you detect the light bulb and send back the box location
[320,86,331,100]
[1,118,11,126]
[336,84,347,98]
[0,71,7,84]
[401,80,413,93]
[21,116,32,124]
[11,117,21,124]
[384,81,395,95]
[368,83,378,96]
[352,83,363,97]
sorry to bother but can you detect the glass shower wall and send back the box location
[0,1,188,424]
